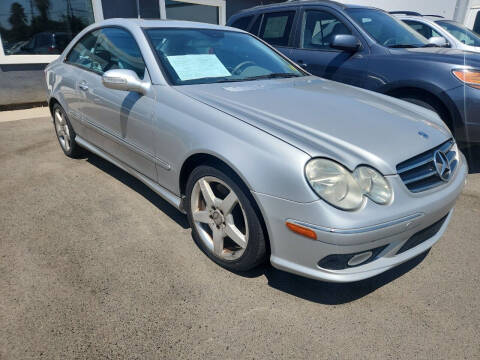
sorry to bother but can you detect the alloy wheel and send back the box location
[54,108,71,152]
[190,176,249,261]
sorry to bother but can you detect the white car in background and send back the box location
[393,12,480,53]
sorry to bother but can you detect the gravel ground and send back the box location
[1,116,479,360]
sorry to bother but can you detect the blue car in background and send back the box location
[228,1,480,147]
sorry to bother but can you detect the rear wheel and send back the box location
[185,165,266,272]
[52,103,83,158]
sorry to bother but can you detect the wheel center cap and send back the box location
[212,211,224,226]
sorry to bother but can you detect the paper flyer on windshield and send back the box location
[166,54,231,81]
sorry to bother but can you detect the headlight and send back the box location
[305,159,393,210]
[353,166,393,204]
[305,159,364,210]
[452,69,480,89]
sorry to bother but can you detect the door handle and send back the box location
[78,81,89,91]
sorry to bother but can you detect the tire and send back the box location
[400,97,437,113]
[185,165,266,272]
[52,103,83,158]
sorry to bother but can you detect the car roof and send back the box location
[395,15,436,21]
[95,17,241,32]
[393,14,447,22]
[232,0,380,15]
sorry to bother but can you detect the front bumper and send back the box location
[253,153,468,283]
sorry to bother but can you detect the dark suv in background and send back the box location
[228,0,480,146]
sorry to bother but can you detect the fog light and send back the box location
[347,251,373,266]
[318,245,387,270]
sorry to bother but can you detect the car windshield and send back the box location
[346,8,429,48]
[144,28,304,85]
[436,20,480,47]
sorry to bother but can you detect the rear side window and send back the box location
[259,11,295,46]
[301,10,352,49]
[230,15,254,31]
[91,28,146,78]
[66,30,100,71]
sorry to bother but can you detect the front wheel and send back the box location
[52,103,83,158]
[185,165,266,272]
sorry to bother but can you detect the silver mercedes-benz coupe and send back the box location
[45,18,467,282]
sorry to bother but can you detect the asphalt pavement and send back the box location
[1,115,479,359]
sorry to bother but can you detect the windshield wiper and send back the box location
[184,73,301,85]
[242,73,301,81]
[185,76,246,84]
[388,44,419,48]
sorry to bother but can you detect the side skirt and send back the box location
[75,135,186,213]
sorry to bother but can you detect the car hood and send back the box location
[389,46,480,66]
[175,76,451,175]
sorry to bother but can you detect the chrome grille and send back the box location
[396,139,458,193]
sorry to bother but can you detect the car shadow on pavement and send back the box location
[462,145,480,174]
[239,251,429,305]
[85,153,189,229]
[83,152,431,304]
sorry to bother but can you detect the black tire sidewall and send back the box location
[400,97,437,113]
[185,165,266,272]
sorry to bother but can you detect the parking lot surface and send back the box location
[1,115,479,359]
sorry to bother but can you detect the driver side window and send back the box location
[301,10,351,50]
[66,30,100,71]
[91,28,146,79]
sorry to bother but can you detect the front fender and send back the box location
[152,86,316,203]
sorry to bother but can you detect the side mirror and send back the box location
[102,69,149,95]
[428,36,448,47]
[331,34,361,52]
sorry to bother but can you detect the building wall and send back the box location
[0,64,47,107]
[336,0,459,19]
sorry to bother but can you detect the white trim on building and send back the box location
[0,0,226,65]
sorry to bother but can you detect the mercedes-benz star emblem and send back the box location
[433,150,451,182]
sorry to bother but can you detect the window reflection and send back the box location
[0,0,95,55]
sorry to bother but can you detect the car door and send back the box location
[63,29,102,144]
[289,7,369,88]
[257,10,298,58]
[83,27,157,180]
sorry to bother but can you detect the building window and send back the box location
[0,0,226,64]
[0,0,95,56]
[101,0,160,20]
[165,0,219,25]
[101,0,138,19]
[139,0,160,18]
